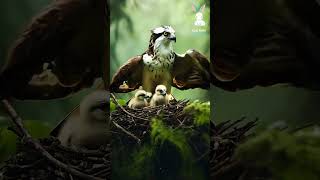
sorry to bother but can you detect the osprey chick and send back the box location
[128,89,148,109]
[51,90,110,149]
[150,85,169,107]
[110,25,211,94]
[145,92,153,105]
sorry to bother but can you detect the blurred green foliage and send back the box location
[110,99,127,112]
[0,120,50,163]
[0,128,16,164]
[235,129,320,180]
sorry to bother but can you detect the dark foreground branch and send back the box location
[1,99,104,180]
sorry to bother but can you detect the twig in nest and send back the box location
[1,99,104,180]
[110,93,149,122]
[211,119,258,178]
[112,121,141,144]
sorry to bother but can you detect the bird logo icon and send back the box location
[192,2,206,27]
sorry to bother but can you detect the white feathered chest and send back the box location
[142,42,175,79]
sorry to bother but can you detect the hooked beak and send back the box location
[169,35,176,42]
[160,90,166,96]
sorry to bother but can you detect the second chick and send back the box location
[128,90,148,109]
[150,85,169,107]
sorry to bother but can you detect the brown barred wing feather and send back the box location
[110,56,143,93]
[172,49,211,90]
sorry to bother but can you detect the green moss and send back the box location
[151,118,193,160]
[183,100,210,126]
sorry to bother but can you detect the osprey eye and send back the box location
[163,32,169,36]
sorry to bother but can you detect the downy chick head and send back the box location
[150,85,168,107]
[155,85,167,96]
[135,89,147,101]
[80,90,109,123]
[145,92,152,103]
[56,90,110,149]
[128,89,148,109]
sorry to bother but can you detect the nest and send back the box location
[0,137,111,180]
[1,100,207,180]
[111,100,195,143]
[0,98,257,180]
[210,118,258,179]
[111,101,210,180]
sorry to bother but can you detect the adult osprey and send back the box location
[110,25,211,94]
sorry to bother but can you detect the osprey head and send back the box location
[155,85,167,96]
[148,26,176,54]
[151,26,176,42]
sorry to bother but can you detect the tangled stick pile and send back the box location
[111,100,210,179]
[210,118,258,179]
[0,99,258,180]
[0,99,110,180]
[0,137,111,180]
[1,100,205,180]
[111,100,194,143]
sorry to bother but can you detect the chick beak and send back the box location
[161,90,166,96]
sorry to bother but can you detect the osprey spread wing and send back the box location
[110,26,211,93]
